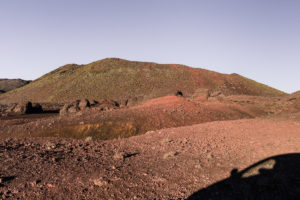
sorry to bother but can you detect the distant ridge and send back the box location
[0,58,285,104]
[0,79,31,94]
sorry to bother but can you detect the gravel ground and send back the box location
[0,118,299,199]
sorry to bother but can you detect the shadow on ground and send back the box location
[0,176,16,187]
[187,153,300,200]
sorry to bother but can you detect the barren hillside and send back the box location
[0,79,31,93]
[0,58,285,104]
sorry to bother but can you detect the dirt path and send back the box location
[0,118,299,199]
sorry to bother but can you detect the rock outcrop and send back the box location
[60,100,88,115]
[3,102,43,115]
[60,99,119,115]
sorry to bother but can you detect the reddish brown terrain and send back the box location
[1,118,299,199]
[0,59,299,199]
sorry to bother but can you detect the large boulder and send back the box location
[94,99,119,111]
[12,102,43,114]
[60,99,90,115]
[119,99,129,108]
[78,99,91,110]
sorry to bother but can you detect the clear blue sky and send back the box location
[0,0,299,93]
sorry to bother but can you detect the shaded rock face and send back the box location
[5,102,43,115]
[38,103,64,113]
[0,79,31,92]
[0,102,62,117]
[176,91,183,97]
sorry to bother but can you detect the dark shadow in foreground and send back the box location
[0,176,16,187]
[187,153,300,200]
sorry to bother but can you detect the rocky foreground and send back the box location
[1,118,299,199]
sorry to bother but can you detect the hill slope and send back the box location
[0,58,285,103]
[0,79,31,93]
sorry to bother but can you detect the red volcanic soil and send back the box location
[0,96,266,139]
[0,118,299,199]
[1,94,300,199]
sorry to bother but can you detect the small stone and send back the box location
[93,178,108,187]
[47,183,55,188]
[207,153,213,159]
[12,189,18,194]
[113,152,125,160]
[30,182,36,187]
[163,151,178,159]
[195,164,202,169]
[85,136,92,142]
[45,142,56,150]
[161,138,172,144]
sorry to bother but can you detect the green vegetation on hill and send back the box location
[0,58,286,104]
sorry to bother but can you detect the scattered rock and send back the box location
[161,138,173,144]
[45,142,56,150]
[207,153,214,159]
[209,90,222,97]
[113,152,125,160]
[85,137,92,142]
[163,151,178,159]
[113,151,138,160]
[195,164,202,169]
[47,183,55,188]
[92,178,108,187]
